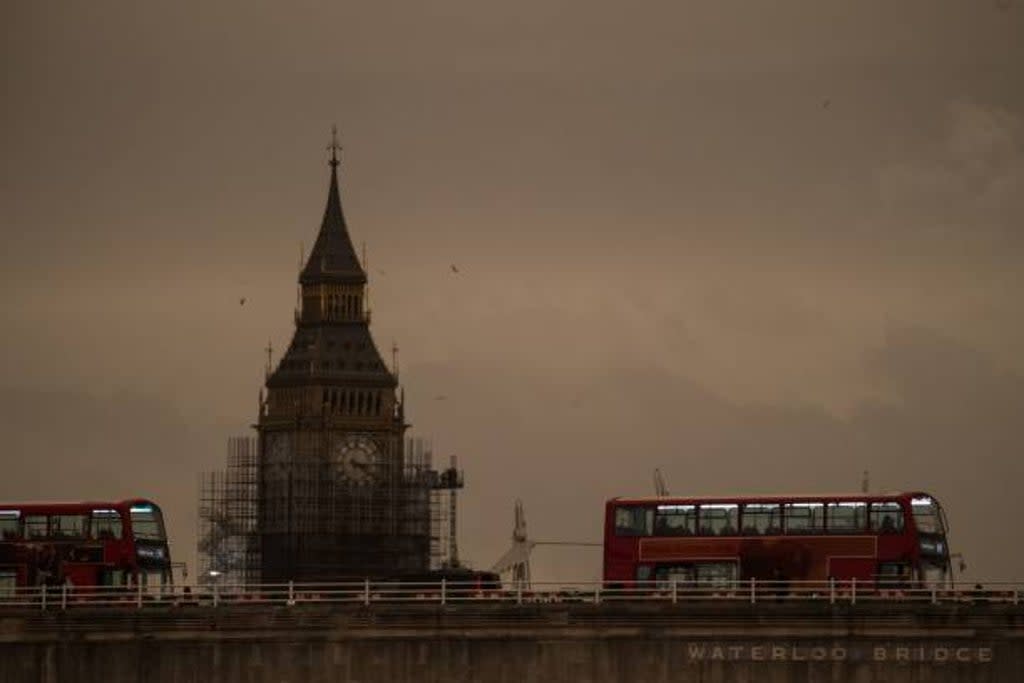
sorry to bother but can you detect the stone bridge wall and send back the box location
[1,602,1021,682]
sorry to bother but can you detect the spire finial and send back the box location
[327,124,342,169]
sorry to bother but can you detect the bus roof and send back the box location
[608,492,935,505]
[0,499,158,513]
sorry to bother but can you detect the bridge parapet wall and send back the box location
[1,602,1022,682]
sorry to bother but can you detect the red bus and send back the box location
[604,492,952,589]
[0,499,172,594]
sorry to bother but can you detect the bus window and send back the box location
[870,502,904,533]
[784,503,824,534]
[91,510,123,540]
[0,570,16,597]
[741,504,781,535]
[918,560,947,587]
[129,504,166,541]
[653,565,695,588]
[699,504,738,536]
[50,515,87,540]
[0,511,19,540]
[695,562,738,588]
[99,569,129,587]
[654,504,696,536]
[24,515,47,539]
[826,501,866,533]
[877,562,911,587]
[911,496,944,534]
[614,506,653,537]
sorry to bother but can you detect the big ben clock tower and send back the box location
[256,130,427,582]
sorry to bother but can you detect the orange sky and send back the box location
[2,1,1023,582]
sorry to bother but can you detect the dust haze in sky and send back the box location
[2,1,1022,581]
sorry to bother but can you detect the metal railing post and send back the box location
[850,577,857,605]
[287,580,295,606]
[61,584,67,611]
[1013,589,1019,606]
[516,583,522,605]
[829,577,836,605]
[40,586,46,611]
[594,584,601,605]
[137,581,144,609]
[671,578,677,605]
[750,578,756,604]
[441,578,447,605]
[363,579,370,606]
[931,585,937,605]
[212,583,218,608]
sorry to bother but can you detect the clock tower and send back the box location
[256,132,427,582]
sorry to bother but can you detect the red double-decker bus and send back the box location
[0,499,172,594]
[604,492,952,589]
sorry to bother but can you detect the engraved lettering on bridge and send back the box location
[684,643,995,663]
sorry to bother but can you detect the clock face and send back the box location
[330,436,379,484]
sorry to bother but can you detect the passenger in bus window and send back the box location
[880,515,897,534]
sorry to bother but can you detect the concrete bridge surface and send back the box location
[1,600,1022,682]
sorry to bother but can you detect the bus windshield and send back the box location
[911,496,944,534]
[129,504,166,540]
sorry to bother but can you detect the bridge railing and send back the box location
[0,580,1021,610]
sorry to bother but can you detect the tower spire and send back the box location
[327,124,342,169]
[300,126,366,285]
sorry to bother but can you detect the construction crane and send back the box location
[654,468,670,497]
[491,499,600,590]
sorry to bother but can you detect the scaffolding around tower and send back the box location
[197,436,260,586]
[199,435,464,585]
[424,445,464,570]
